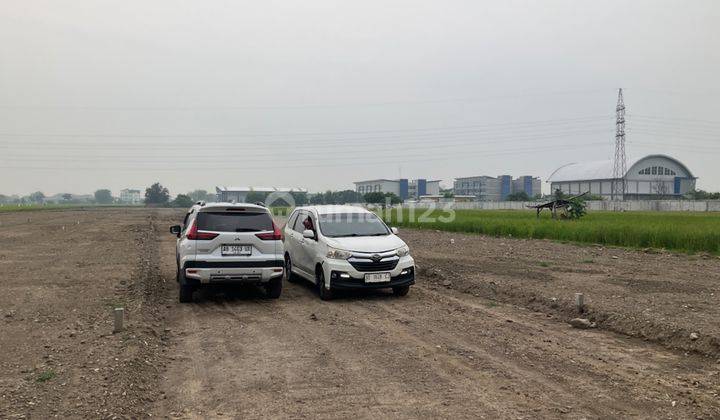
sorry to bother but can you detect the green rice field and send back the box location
[381,208,720,254]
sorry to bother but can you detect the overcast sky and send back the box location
[1,0,719,196]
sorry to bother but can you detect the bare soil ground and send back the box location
[1,209,719,419]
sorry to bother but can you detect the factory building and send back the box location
[354,178,441,201]
[547,154,696,200]
[215,186,307,203]
[453,175,541,201]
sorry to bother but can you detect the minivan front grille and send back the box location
[349,258,399,272]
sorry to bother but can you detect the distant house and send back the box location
[119,189,142,204]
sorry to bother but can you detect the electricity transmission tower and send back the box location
[612,88,627,200]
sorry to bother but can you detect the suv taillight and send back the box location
[256,222,282,241]
[186,220,218,240]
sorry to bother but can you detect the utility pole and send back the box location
[612,88,627,200]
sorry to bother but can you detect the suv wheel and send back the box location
[285,256,299,283]
[178,269,194,303]
[265,277,282,299]
[392,285,410,297]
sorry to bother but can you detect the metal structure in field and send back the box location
[528,192,588,219]
[612,88,627,200]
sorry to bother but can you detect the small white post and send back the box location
[575,293,584,313]
[113,307,124,333]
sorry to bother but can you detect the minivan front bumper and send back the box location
[329,267,415,290]
[183,260,283,284]
[321,255,415,290]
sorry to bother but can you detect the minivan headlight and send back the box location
[326,247,352,260]
[396,245,410,257]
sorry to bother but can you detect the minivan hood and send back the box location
[324,234,406,253]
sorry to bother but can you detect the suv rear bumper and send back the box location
[183,260,283,285]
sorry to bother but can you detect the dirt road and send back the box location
[2,209,719,419]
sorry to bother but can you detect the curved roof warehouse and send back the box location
[547,154,696,200]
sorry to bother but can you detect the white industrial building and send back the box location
[547,154,696,200]
[353,178,441,201]
[215,186,307,203]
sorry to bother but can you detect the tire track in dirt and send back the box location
[151,211,720,419]
[360,286,719,418]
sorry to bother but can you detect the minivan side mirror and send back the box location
[391,227,399,234]
[302,229,315,239]
[170,225,182,237]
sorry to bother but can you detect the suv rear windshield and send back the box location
[197,212,273,232]
[318,212,390,237]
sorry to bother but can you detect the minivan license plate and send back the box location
[221,245,252,256]
[365,272,391,283]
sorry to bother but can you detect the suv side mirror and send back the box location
[302,229,315,239]
[170,225,182,237]
[391,227,399,234]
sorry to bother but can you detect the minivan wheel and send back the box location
[285,256,299,283]
[317,270,333,301]
[392,285,410,297]
[265,277,282,299]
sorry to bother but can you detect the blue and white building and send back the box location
[453,175,541,201]
[354,178,441,201]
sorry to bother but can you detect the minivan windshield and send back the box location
[197,212,273,232]
[318,213,390,238]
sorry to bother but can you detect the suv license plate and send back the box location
[365,272,391,283]
[221,245,252,256]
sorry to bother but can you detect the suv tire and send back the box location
[178,269,194,303]
[317,269,333,301]
[265,277,282,299]
[392,285,410,297]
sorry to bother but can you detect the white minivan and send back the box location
[282,205,415,300]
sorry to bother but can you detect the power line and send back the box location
[0,88,612,111]
[0,142,610,171]
[2,128,614,153]
[0,115,613,139]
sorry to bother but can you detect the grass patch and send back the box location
[581,259,595,264]
[539,261,551,267]
[36,370,55,383]
[381,209,720,254]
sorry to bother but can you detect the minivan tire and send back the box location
[317,270,333,301]
[265,277,282,299]
[285,256,300,283]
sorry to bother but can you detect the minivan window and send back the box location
[286,212,299,231]
[318,213,390,238]
[197,212,273,232]
[292,212,306,233]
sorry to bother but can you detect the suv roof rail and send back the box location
[196,201,206,206]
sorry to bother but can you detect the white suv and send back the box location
[282,205,415,300]
[170,202,284,303]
